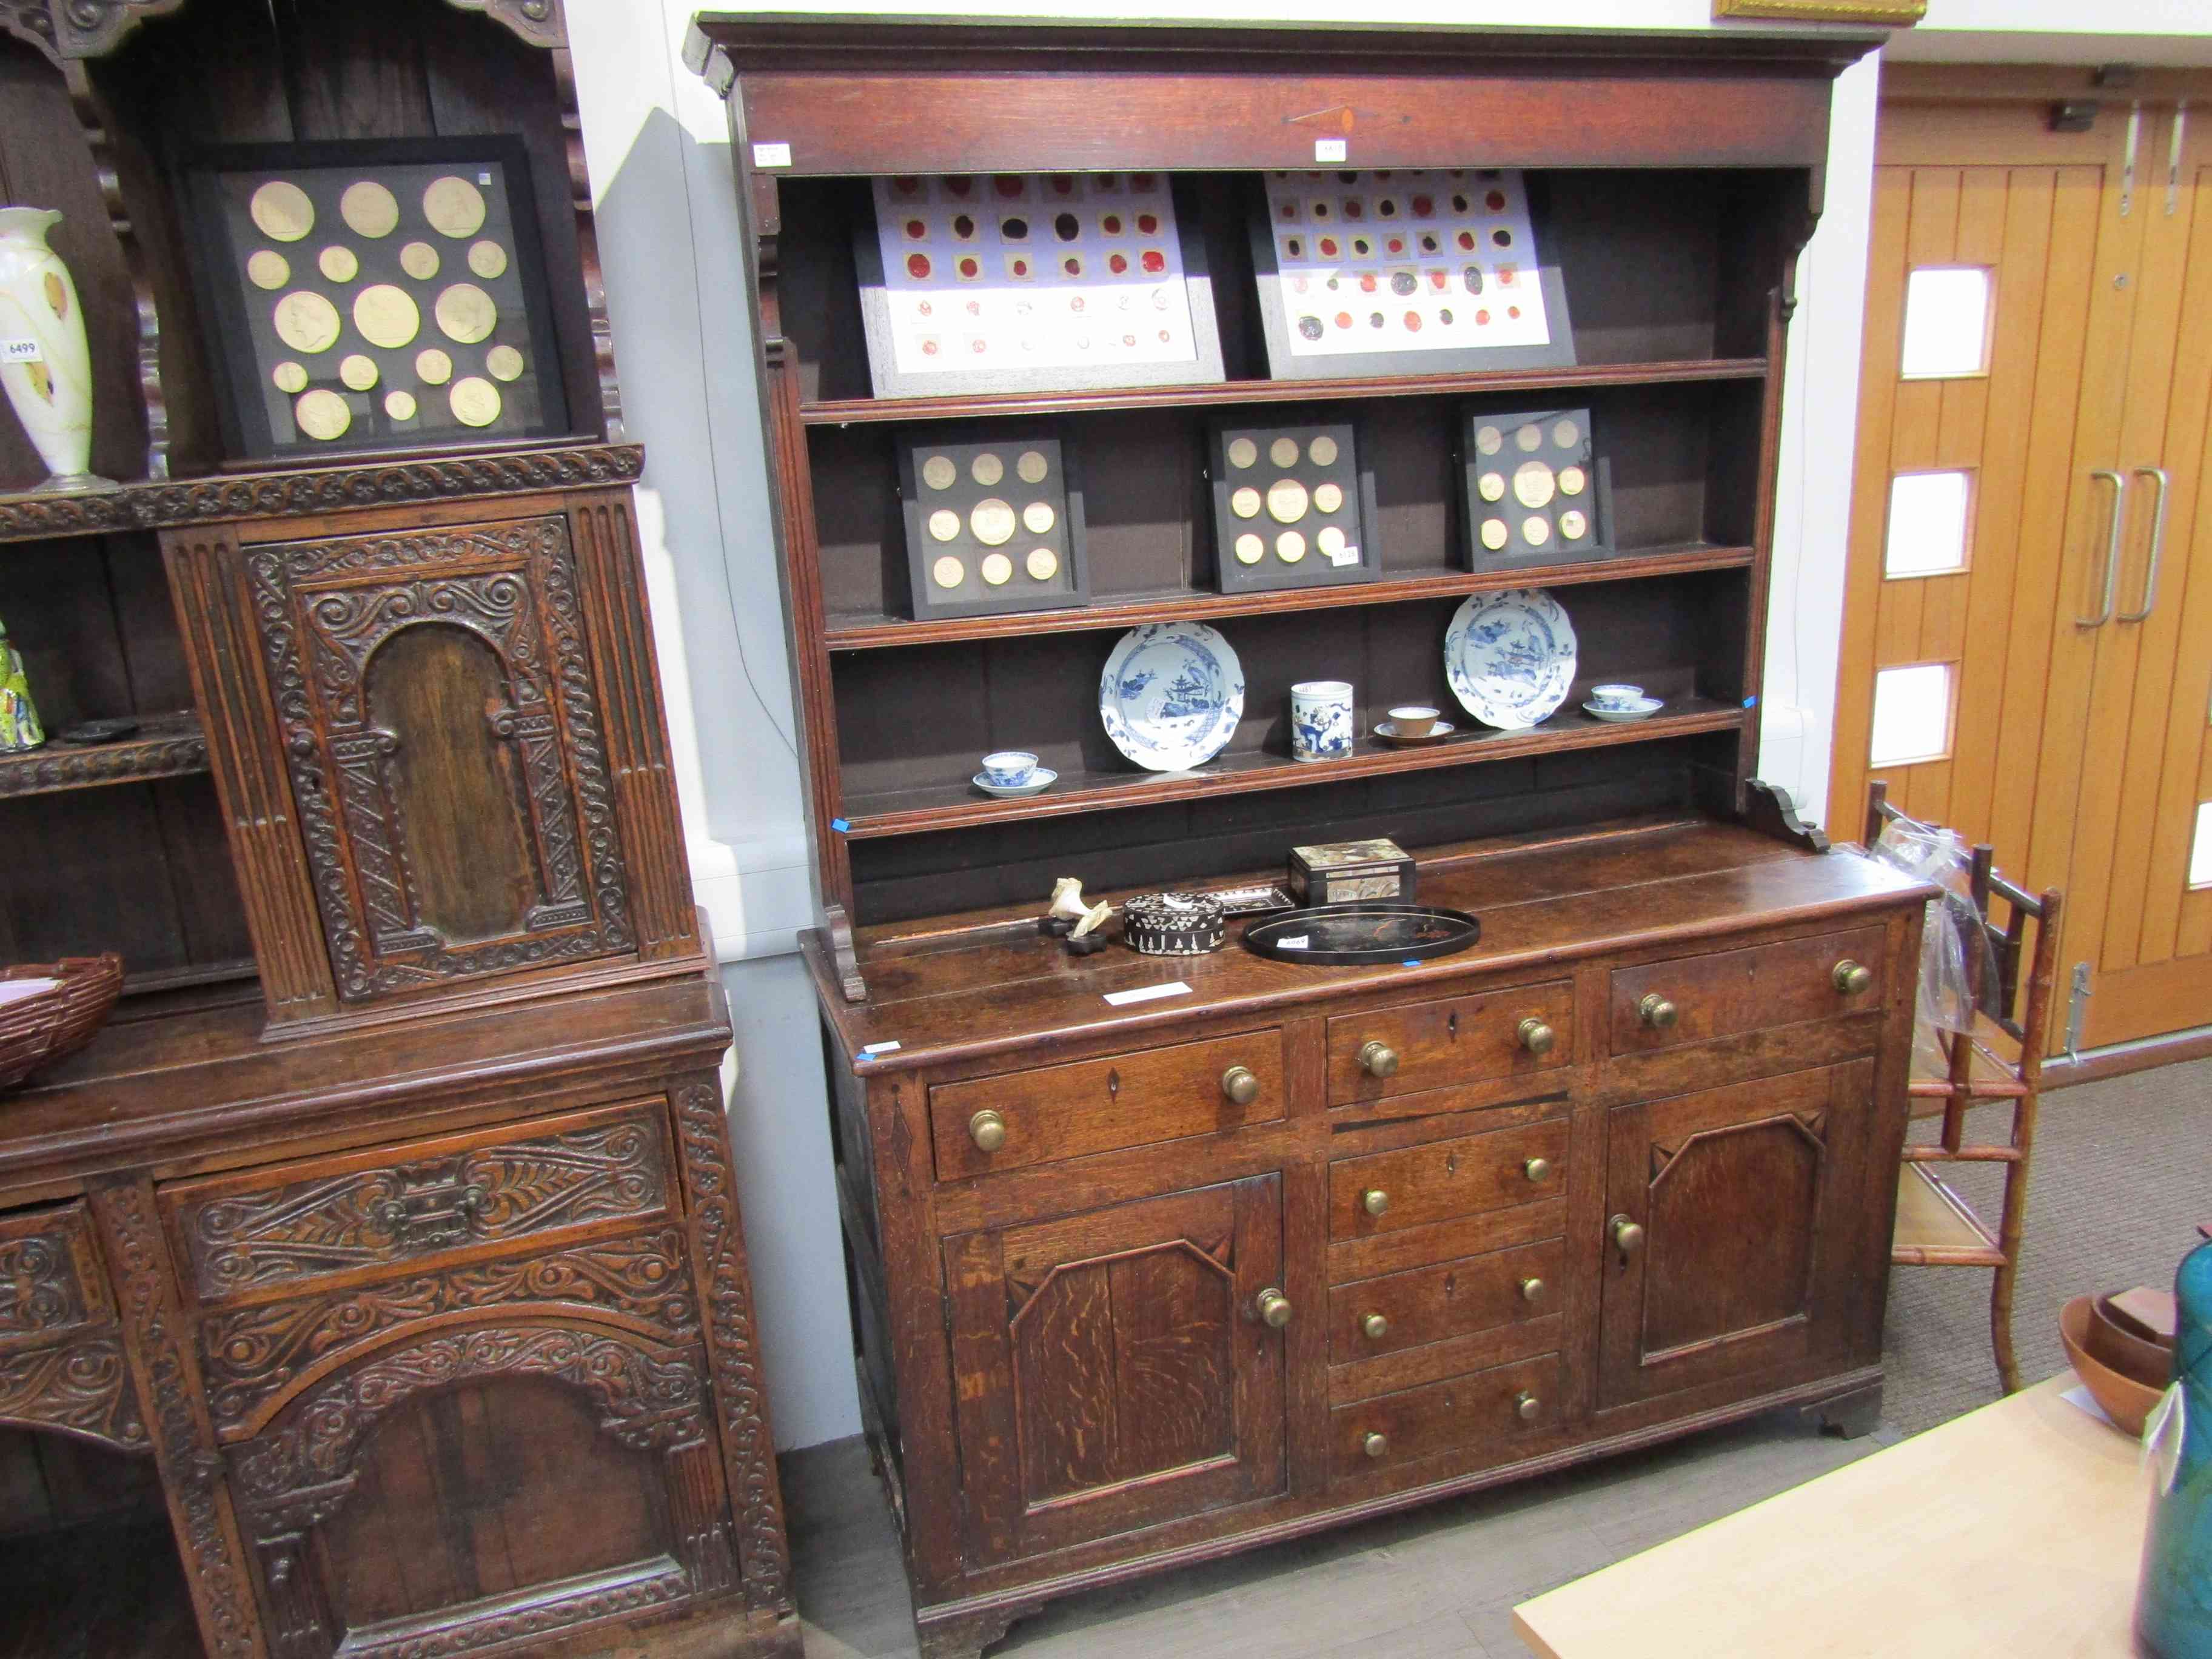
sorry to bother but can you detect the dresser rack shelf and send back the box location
[0,712,207,799]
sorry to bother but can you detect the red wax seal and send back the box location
[1108,252,1129,274]
[1508,305,1522,319]
[1335,311,1352,329]
[1051,174,1076,194]
[1280,202,1297,220]
[1342,199,1364,220]
[1456,230,1476,252]
[957,256,979,278]
[945,176,973,196]
[906,253,931,279]
[1429,270,1449,290]
[971,337,987,352]
[1064,256,1082,275]
[920,338,938,355]
[1486,189,1507,211]
[1136,212,1159,235]
[905,219,927,240]
[1318,236,1339,258]
[1010,258,1030,276]
[1358,273,1377,293]
[1476,309,1490,325]
[1386,237,1404,255]
[994,175,1024,198]
[1130,172,1156,190]
[1404,312,1422,331]
[1102,213,1123,234]
[1122,332,1136,346]
[1410,195,1433,216]
[1140,249,1166,274]
[893,176,922,195]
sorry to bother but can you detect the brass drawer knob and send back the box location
[1363,1431,1389,1460]
[1361,1187,1391,1218]
[1515,1390,1542,1423]
[1523,1156,1552,1184]
[1362,1312,1389,1341]
[1358,1040,1399,1078]
[1638,992,1678,1029]
[1221,1065,1261,1105]
[1517,1017,1556,1057]
[1832,959,1873,996]
[1255,1287,1293,1329]
[1519,1276,1544,1304]
[1610,1213,1645,1256]
[968,1109,1007,1153]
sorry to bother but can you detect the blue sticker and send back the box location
[1742,696,1758,709]
[1403,959,1421,967]
[831,817,850,833]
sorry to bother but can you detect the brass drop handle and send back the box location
[968,1110,1007,1153]
[1517,1017,1556,1056]
[1832,960,1873,996]
[1363,1431,1389,1460]
[1515,1390,1542,1423]
[1519,1276,1544,1304]
[1523,1156,1552,1184]
[1358,1040,1399,1078]
[1254,1287,1293,1329]
[1610,1213,1645,1257]
[1362,1312,1389,1341]
[1221,1065,1261,1105]
[1361,1187,1391,1218]
[457,1184,488,1220]
[1638,992,1678,1029]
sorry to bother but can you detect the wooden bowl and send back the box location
[2088,1294,2176,1384]
[2061,1294,2165,1437]
[0,955,122,1091]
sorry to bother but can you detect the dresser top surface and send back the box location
[808,819,1932,1074]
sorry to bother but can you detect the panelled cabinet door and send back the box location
[1598,1064,1871,1408]
[245,514,632,1002]
[944,1176,1286,1568]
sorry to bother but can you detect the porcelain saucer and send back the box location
[1372,719,1458,746]
[1581,697,1664,723]
[971,768,1057,797]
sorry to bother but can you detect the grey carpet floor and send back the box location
[779,1057,2210,1658]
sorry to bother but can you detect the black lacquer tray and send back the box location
[1241,903,1481,965]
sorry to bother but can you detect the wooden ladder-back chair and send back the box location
[1866,780,2063,1394]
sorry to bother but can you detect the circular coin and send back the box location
[1226,437,1258,469]
[1558,508,1589,539]
[385,389,418,421]
[1480,517,1509,551]
[467,239,509,280]
[1552,418,1581,450]
[1558,464,1587,497]
[1230,486,1261,519]
[1276,530,1307,562]
[970,498,1016,546]
[1313,481,1344,513]
[433,282,496,344]
[423,175,488,239]
[1270,436,1300,468]
[449,375,501,427]
[318,245,359,283]
[1513,460,1556,509]
[485,344,525,383]
[1522,515,1552,546]
[980,552,1014,585]
[399,241,441,280]
[927,509,960,542]
[293,387,350,441]
[1478,471,1505,503]
[921,455,957,490]
[1016,449,1050,483]
[353,284,421,349]
[1266,478,1310,523]
[1316,525,1347,557]
[246,249,290,290]
[932,555,965,588]
[1475,424,1503,455]
[273,290,341,354]
[1022,500,1056,534]
[415,347,454,385]
[1309,434,1339,466]
[340,181,400,239]
[1516,423,1544,452]
[271,360,307,394]
[970,452,1004,486]
[250,181,314,243]
[1233,532,1264,565]
[339,353,378,390]
[1026,547,1059,581]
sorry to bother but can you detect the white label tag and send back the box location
[478,172,494,186]
[1325,543,1359,567]
[1104,981,1191,1007]
[1314,138,1348,163]
[1276,935,1310,950]
[860,1039,902,1055]
[752,141,794,169]
[1,338,42,363]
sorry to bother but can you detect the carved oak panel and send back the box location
[0,1201,112,1344]
[244,514,632,1002]
[166,1103,673,1306]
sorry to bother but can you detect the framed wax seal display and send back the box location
[1457,406,1612,570]
[1207,416,1381,593]
[1247,169,1575,380]
[854,171,1226,398]
[182,137,569,462]
[898,427,1090,619]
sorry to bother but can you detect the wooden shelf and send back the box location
[799,357,1768,426]
[826,542,1752,651]
[0,712,207,799]
[839,699,1745,839]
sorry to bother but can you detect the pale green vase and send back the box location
[0,205,116,495]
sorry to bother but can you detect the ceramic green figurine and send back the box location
[0,611,43,752]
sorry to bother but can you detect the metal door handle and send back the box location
[2119,465,2170,622]
[2079,470,2127,627]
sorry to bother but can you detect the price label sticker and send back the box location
[1,338,43,363]
[1325,543,1360,567]
[1103,981,1191,1007]
[1313,138,1348,163]
[1276,935,1310,950]
[861,1040,902,1055]
[752,141,794,169]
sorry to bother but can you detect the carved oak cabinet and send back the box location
[0,1,796,1655]
[688,15,1924,1659]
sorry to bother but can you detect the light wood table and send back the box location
[1515,1375,2150,1657]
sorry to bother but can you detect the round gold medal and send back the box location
[352,284,421,349]
[246,250,290,290]
[969,499,1016,546]
[340,181,400,239]
[293,388,350,441]
[980,552,1014,585]
[318,245,359,283]
[932,555,965,589]
[399,241,441,280]
[1308,434,1339,466]
[466,240,509,280]
[1025,548,1059,581]
[921,455,957,490]
[1480,517,1509,551]
[1225,437,1258,469]
[970,452,1004,486]
[1233,533,1263,565]
[271,360,308,394]
[339,354,378,391]
[250,181,313,243]
[1275,530,1307,562]
[415,347,454,386]
[448,376,501,427]
[485,344,525,383]
[272,290,341,354]
[927,509,960,542]
[1313,481,1344,513]
[1230,486,1261,519]
[1265,478,1310,523]
[384,389,418,421]
[422,175,488,240]
[1022,501,1055,534]
[433,283,496,344]
[1016,449,1050,483]
[1513,460,1556,509]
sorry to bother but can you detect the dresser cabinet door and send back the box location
[1598,1064,1871,1408]
[244,514,632,1002]
[943,1176,1285,1568]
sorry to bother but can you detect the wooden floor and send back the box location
[0,1514,201,1659]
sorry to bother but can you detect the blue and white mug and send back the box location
[1291,681,1355,763]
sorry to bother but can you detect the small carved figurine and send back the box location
[0,611,42,753]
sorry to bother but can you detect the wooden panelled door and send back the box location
[1833,78,2212,1052]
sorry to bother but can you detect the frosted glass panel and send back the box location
[1885,471,1972,577]
[1870,663,1953,768]
[1900,267,1992,379]
[2191,803,2212,889]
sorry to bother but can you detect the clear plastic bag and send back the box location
[1869,817,2003,1075]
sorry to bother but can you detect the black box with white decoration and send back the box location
[1287,837,1417,904]
[1121,891,1227,956]
[1207,415,1381,594]
[1455,406,1612,571]
[897,427,1090,620]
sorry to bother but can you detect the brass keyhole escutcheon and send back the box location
[1447,1011,1459,1040]
[1361,1187,1390,1218]
[1363,1431,1389,1459]
[1254,1287,1292,1329]
[968,1110,1007,1153]
[1515,1390,1541,1423]
[1362,1312,1389,1341]
[1638,992,1678,1029]
[1832,959,1873,996]
[1359,1040,1399,1078]
[1221,1065,1260,1105]
[1517,1016,1556,1056]
[1107,1068,1121,1099]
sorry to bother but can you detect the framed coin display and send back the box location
[896,427,1091,620]
[1455,406,1614,571]
[1247,168,1576,380]
[854,172,1226,398]
[182,137,570,462]
[1206,415,1381,594]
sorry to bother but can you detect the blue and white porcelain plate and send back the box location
[1100,622,1245,771]
[1443,589,1578,730]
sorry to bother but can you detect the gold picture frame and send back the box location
[1712,0,1925,22]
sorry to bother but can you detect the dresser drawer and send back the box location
[1329,1237,1563,1363]
[0,1201,114,1345]
[1609,925,1887,1054]
[163,1102,677,1306]
[1326,981,1573,1105]
[1332,1352,1563,1477]
[1329,1117,1567,1242]
[929,1029,1285,1180]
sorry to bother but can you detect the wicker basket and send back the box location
[0,955,123,1091]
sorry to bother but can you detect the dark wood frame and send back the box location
[1204,411,1383,594]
